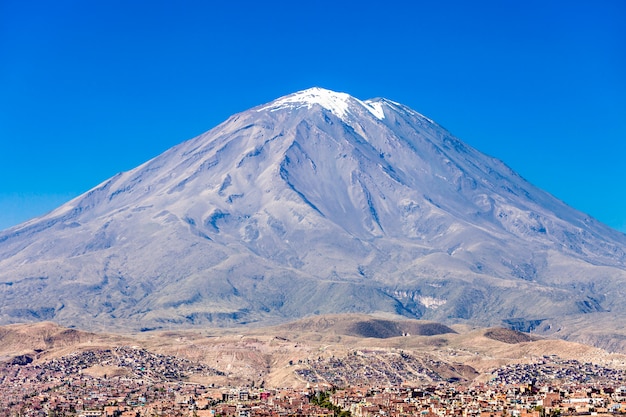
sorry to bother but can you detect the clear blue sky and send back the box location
[1,0,625,232]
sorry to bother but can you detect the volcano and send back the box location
[1,88,625,349]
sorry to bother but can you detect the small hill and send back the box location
[0,322,131,364]
[270,314,456,339]
[0,322,95,356]
[484,327,535,344]
[346,319,456,338]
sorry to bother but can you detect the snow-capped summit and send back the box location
[1,88,625,351]
[258,87,387,121]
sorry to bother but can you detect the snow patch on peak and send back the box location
[258,87,386,121]
[259,87,352,119]
[363,100,385,120]
[375,98,435,124]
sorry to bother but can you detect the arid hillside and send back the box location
[2,314,624,389]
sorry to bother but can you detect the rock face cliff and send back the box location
[1,88,625,347]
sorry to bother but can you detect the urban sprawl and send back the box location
[1,347,625,417]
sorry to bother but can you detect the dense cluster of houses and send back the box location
[331,382,626,417]
[294,350,444,386]
[0,347,625,417]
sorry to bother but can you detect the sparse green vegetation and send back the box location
[310,390,352,417]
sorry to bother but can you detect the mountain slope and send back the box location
[1,88,625,349]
